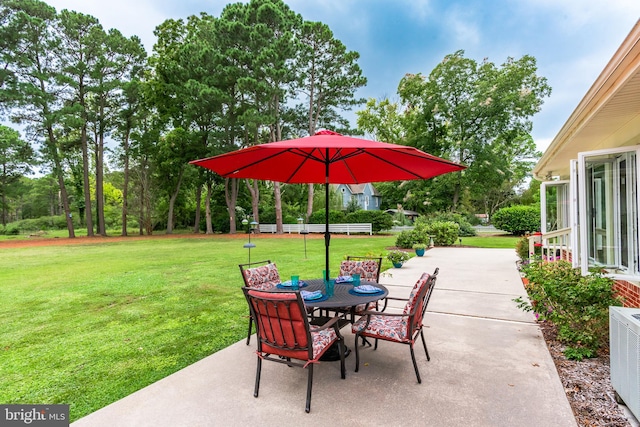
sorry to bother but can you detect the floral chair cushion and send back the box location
[339,260,380,281]
[311,328,338,359]
[243,263,281,290]
[403,273,430,315]
[351,314,410,342]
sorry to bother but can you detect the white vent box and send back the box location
[610,306,640,420]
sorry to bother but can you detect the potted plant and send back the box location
[387,250,410,268]
[412,243,427,257]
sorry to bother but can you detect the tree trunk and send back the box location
[225,177,239,234]
[193,184,202,233]
[166,171,184,234]
[81,125,94,236]
[306,184,314,222]
[121,130,130,236]
[205,181,213,234]
[246,179,260,230]
[274,181,283,234]
[47,127,75,238]
[96,128,106,236]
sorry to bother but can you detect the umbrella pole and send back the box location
[325,152,330,280]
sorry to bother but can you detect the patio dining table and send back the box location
[276,278,389,361]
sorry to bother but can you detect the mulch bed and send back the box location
[538,320,633,427]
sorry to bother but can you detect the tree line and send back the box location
[0,0,550,237]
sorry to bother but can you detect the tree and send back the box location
[56,9,104,236]
[6,0,76,237]
[0,125,34,224]
[295,20,367,221]
[397,51,550,212]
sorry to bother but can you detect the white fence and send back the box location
[258,223,372,235]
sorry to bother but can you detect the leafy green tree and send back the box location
[398,51,550,212]
[295,20,367,220]
[0,125,34,224]
[5,0,76,237]
[56,9,104,236]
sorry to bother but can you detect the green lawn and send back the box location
[0,233,516,421]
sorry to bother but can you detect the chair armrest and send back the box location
[384,296,409,302]
[358,310,407,318]
[309,314,342,332]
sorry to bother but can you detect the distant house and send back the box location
[333,184,381,211]
[384,208,420,223]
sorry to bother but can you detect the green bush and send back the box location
[515,260,622,360]
[395,230,424,248]
[309,209,346,224]
[344,210,394,232]
[425,221,459,246]
[428,212,476,237]
[492,205,540,236]
[515,236,530,261]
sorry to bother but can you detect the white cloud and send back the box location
[442,5,481,47]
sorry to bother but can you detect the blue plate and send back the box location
[277,281,308,289]
[348,288,385,297]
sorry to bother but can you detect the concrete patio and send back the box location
[72,247,577,427]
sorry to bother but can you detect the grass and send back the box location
[0,232,516,421]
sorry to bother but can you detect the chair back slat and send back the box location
[340,256,383,282]
[239,260,281,290]
[244,289,311,359]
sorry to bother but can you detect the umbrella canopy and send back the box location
[190,130,466,277]
[191,130,463,184]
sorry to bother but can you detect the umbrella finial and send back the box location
[314,129,341,136]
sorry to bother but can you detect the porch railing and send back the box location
[529,227,572,262]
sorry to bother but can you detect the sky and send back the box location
[42,0,640,153]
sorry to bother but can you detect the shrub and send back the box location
[515,236,530,262]
[308,209,345,224]
[425,221,459,246]
[395,229,426,249]
[515,260,622,360]
[492,205,540,236]
[428,212,476,237]
[344,210,394,232]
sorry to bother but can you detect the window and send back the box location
[578,148,639,278]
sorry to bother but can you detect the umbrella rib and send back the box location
[216,150,288,177]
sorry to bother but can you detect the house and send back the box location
[333,183,381,211]
[384,208,420,223]
[533,19,640,307]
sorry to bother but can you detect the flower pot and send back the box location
[415,248,425,257]
[392,262,403,268]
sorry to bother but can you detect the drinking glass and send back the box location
[352,274,361,286]
[291,275,299,290]
[325,279,335,297]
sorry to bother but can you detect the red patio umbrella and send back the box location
[190,130,465,277]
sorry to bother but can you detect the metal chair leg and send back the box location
[420,330,430,361]
[338,339,346,379]
[254,356,262,397]
[305,364,313,413]
[354,335,361,372]
[409,344,422,384]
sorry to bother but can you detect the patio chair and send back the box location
[352,268,439,383]
[239,260,281,344]
[243,288,346,413]
[340,256,383,282]
[339,256,384,317]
